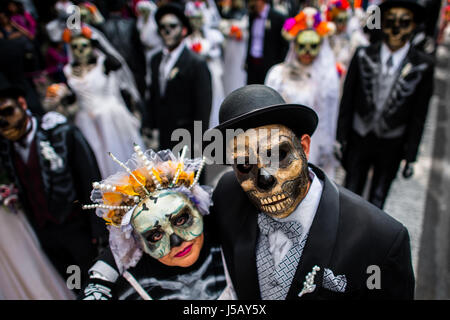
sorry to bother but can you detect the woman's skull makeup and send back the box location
[334,11,349,34]
[70,36,93,64]
[382,7,416,51]
[131,190,204,260]
[229,124,310,219]
[158,14,185,50]
[295,30,322,66]
[188,13,204,32]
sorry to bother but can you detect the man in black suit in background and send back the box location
[246,0,289,84]
[337,0,434,209]
[145,3,212,152]
[211,84,415,300]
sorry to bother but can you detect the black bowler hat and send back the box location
[155,3,193,36]
[0,80,26,100]
[213,85,318,138]
[379,0,425,24]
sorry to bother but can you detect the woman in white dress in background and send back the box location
[265,7,340,179]
[219,0,248,96]
[62,26,145,178]
[185,2,225,128]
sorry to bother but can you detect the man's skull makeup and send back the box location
[131,190,204,260]
[295,30,322,66]
[382,7,416,51]
[229,124,310,219]
[70,36,93,64]
[158,14,185,50]
[0,98,29,142]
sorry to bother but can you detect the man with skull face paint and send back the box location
[337,0,435,209]
[211,84,414,299]
[145,3,212,151]
[0,83,107,288]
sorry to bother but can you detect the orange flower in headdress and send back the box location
[282,7,335,40]
[62,25,93,43]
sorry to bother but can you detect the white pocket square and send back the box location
[322,268,347,293]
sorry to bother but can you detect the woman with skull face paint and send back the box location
[62,26,145,179]
[265,7,340,179]
[81,147,236,300]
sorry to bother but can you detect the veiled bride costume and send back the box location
[265,7,340,178]
[62,26,145,178]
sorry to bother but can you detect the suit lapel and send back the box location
[231,197,261,299]
[286,164,340,299]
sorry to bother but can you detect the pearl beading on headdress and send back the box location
[108,151,150,196]
[133,143,161,190]
[82,203,134,210]
[189,156,206,189]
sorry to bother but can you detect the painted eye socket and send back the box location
[237,163,253,173]
[173,211,190,227]
[146,230,164,243]
[399,19,412,28]
[0,106,15,117]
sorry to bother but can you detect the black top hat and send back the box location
[155,3,193,36]
[213,85,318,138]
[379,0,425,23]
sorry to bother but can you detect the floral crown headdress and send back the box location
[83,145,209,227]
[326,0,351,21]
[82,145,210,273]
[62,24,93,43]
[282,7,335,41]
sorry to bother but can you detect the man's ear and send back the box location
[182,26,188,38]
[300,134,311,160]
[16,97,28,112]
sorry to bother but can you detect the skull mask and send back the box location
[229,124,310,219]
[295,30,322,66]
[0,97,29,142]
[382,7,416,51]
[131,190,204,260]
[158,14,186,51]
[70,36,93,65]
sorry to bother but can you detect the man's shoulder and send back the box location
[39,112,69,130]
[337,185,407,245]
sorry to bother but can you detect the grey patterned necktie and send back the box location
[385,54,393,75]
[256,213,307,300]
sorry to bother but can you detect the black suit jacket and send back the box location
[247,7,289,78]
[211,165,415,299]
[0,114,105,239]
[147,46,212,150]
[337,42,434,163]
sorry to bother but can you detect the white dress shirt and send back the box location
[14,116,37,163]
[380,41,410,75]
[266,169,323,267]
[159,40,186,96]
[250,4,270,58]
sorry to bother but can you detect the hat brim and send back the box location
[207,103,318,165]
[213,103,318,137]
[379,1,425,23]
[0,86,26,100]
[155,4,193,36]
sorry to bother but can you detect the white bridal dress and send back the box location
[0,207,75,300]
[64,53,145,178]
